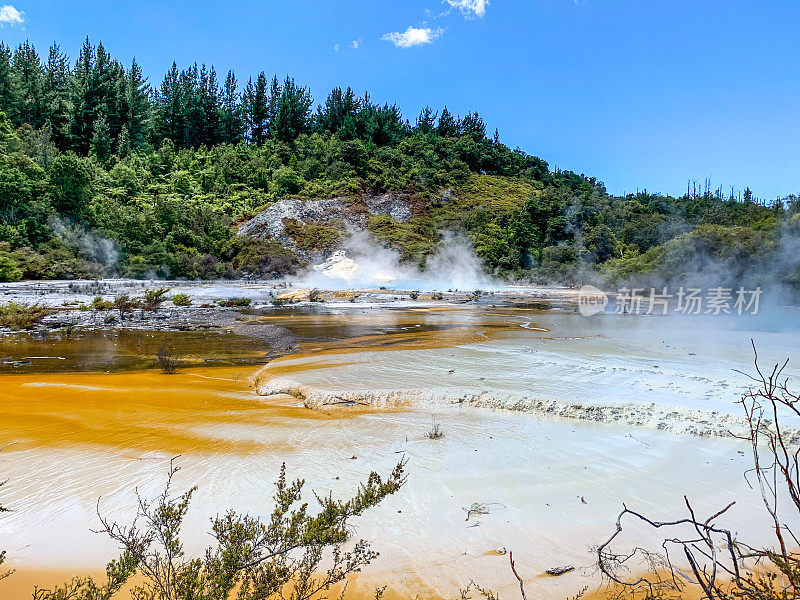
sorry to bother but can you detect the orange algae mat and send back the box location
[0,366,350,456]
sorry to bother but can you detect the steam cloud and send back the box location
[48,216,120,274]
[296,230,494,291]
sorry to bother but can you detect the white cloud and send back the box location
[351,39,361,50]
[382,26,443,48]
[333,43,340,52]
[444,0,488,18]
[0,4,24,27]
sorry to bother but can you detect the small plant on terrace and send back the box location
[90,295,113,310]
[142,287,170,311]
[426,419,444,440]
[171,293,192,307]
[113,293,139,320]
[0,302,53,331]
[217,297,252,307]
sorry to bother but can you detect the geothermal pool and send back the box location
[1,300,798,599]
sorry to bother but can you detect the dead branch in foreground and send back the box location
[597,342,800,600]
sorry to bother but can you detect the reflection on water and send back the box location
[0,329,271,373]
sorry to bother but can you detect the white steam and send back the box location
[48,216,119,274]
[297,230,494,291]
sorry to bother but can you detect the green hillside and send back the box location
[0,38,798,289]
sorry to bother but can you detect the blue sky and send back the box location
[1,1,799,199]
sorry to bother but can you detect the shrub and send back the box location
[426,419,444,439]
[156,343,181,374]
[0,302,52,330]
[11,459,406,600]
[0,253,22,282]
[217,297,251,307]
[283,219,343,253]
[113,293,139,320]
[91,295,114,310]
[142,287,170,311]
[171,293,192,306]
[226,237,298,278]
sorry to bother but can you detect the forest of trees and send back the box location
[0,38,798,290]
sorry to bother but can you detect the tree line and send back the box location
[0,38,496,161]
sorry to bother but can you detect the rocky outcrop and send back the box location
[237,197,348,246]
[237,193,412,259]
[365,193,412,222]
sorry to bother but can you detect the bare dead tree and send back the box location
[597,343,800,600]
[157,343,181,374]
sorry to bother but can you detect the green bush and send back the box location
[171,293,192,306]
[217,297,252,307]
[91,295,114,310]
[283,219,343,253]
[0,302,52,330]
[142,287,170,310]
[0,252,22,282]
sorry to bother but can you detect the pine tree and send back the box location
[42,44,73,150]
[0,43,20,121]
[414,106,438,135]
[268,74,280,133]
[195,64,221,147]
[243,72,269,145]
[437,107,459,137]
[124,58,150,152]
[363,102,405,147]
[91,111,112,163]
[316,86,358,135]
[460,112,486,140]
[155,62,184,147]
[12,42,44,128]
[272,76,312,143]
[220,70,243,144]
[93,42,126,142]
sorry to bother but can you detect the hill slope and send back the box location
[0,38,797,290]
